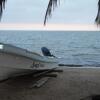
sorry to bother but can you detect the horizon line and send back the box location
[0,23,99,31]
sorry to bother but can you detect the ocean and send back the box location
[0,31,100,66]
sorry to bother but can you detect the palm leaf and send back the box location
[44,0,59,25]
[0,0,7,20]
[95,0,100,25]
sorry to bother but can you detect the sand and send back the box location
[0,67,100,100]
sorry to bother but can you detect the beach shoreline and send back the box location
[0,67,100,100]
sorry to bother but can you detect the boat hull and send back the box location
[0,52,58,81]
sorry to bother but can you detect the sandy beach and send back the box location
[0,67,100,100]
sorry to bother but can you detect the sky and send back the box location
[1,0,98,25]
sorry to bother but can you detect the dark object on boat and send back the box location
[41,47,54,57]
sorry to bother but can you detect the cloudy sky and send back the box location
[1,0,98,24]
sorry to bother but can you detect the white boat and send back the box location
[0,43,58,81]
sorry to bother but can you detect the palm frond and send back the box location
[95,0,100,25]
[44,0,59,25]
[0,0,7,20]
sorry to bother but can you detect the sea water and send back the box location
[0,31,100,66]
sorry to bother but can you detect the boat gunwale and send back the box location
[0,43,58,63]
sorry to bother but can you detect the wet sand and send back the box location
[0,67,100,100]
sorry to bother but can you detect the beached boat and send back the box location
[0,43,58,81]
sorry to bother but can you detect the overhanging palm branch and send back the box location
[44,0,59,25]
[95,0,100,25]
[44,0,100,26]
[0,0,100,26]
[0,0,6,20]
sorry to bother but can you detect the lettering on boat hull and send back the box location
[30,62,45,68]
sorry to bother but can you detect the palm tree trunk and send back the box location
[44,0,58,25]
[95,0,100,25]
